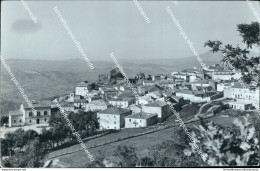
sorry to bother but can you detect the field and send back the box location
[46,123,193,167]
[46,104,203,167]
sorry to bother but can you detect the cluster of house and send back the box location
[8,63,259,130]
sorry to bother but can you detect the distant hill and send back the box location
[0,51,222,116]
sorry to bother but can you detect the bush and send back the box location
[184,115,259,166]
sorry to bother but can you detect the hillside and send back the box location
[0,52,222,116]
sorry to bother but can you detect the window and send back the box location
[29,120,31,123]
[14,120,16,123]
[37,112,41,116]
[29,112,33,116]
[129,119,131,122]
[44,118,47,122]
[114,121,116,124]
[44,111,48,115]
[19,119,22,123]
[140,120,142,123]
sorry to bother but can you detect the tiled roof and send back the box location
[60,102,74,107]
[145,101,167,107]
[24,100,53,109]
[103,88,118,92]
[143,80,155,83]
[76,82,89,87]
[109,97,134,102]
[176,90,193,95]
[148,86,162,92]
[74,99,88,103]
[232,82,244,89]
[125,112,157,119]
[9,110,23,116]
[99,107,131,115]
[191,80,209,84]
[88,100,109,106]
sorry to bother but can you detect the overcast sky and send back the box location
[1,1,259,61]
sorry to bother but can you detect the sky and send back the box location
[1,1,260,61]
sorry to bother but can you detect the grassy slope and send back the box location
[46,104,201,167]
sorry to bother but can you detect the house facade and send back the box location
[125,112,158,128]
[75,82,92,96]
[108,97,135,108]
[144,101,170,120]
[8,105,25,127]
[224,83,259,108]
[97,107,131,130]
[85,100,109,112]
[24,101,53,125]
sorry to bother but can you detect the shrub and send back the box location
[184,115,259,166]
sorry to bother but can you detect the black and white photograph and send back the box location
[0,0,260,169]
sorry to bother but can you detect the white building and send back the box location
[172,72,187,81]
[175,90,216,102]
[224,83,259,108]
[144,101,170,120]
[191,80,211,90]
[74,99,88,109]
[125,112,158,128]
[97,107,132,130]
[8,105,25,127]
[60,102,74,112]
[85,100,109,112]
[9,101,53,127]
[212,70,234,81]
[143,80,156,86]
[75,82,92,96]
[217,82,234,92]
[227,100,253,110]
[108,97,135,108]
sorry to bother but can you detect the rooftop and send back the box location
[9,109,23,116]
[108,97,134,102]
[145,101,167,107]
[125,112,157,119]
[143,80,155,83]
[88,100,109,106]
[98,107,131,115]
[176,90,193,95]
[60,102,74,107]
[76,82,89,87]
[173,73,186,76]
[191,80,209,84]
[232,82,244,89]
[74,99,88,103]
[148,86,163,92]
[24,100,53,109]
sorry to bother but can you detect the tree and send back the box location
[68,111,99,137]
[204,22,260,85]
[147,75,152,81]
[184,115,259,166]
[3,137,46,167]
[113,145,138,167]
[1,116,9,126]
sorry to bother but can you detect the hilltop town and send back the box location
[1,58,259,167]
[5,60,259,131]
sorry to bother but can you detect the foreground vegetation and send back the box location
[1,111,99,167]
